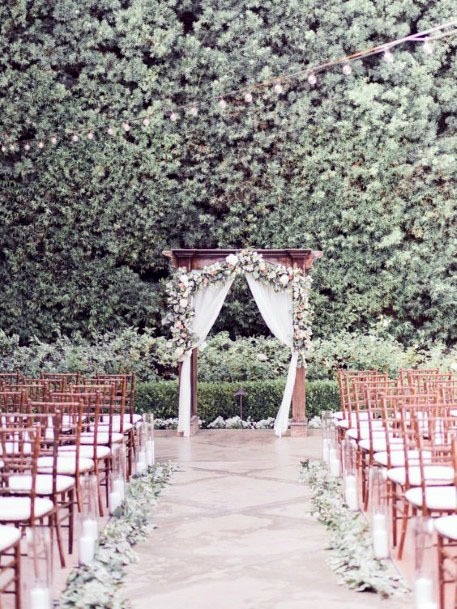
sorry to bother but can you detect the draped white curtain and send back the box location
[246,274,297,437]
[178,278,234,436]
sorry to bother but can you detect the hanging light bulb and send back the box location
[24,143,31,151]
[383,49,394,63]
[273,82,283,94]
[342,64,352,76]
[122,122,130,132]
[189,106,198,116]
[107,126,114,135]
[169,112,179,122]
[219,98,227,109]
[1,145,6,153]
[37,141,45,149]
[244,92,253,103]
[87,132,94,140]
[307,73,317,86]
[72,134,79,142]
[9,144,15,152]
[423,38,433,55]
[143,117,150,126]
[51,136,57,145]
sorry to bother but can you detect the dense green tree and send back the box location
[0,0,455,344]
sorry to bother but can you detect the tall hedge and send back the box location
[0,1,455,345]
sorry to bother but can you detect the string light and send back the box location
[38,141,44,149]
[51,136,57,145]
[383,49,394,63]
[1,19,455,155]
[307,73,317,86]
[273,83,283,94]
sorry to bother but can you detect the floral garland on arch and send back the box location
[165,249,313,366]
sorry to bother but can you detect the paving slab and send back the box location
[123,430,412,609]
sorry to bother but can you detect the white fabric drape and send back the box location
[246,274,297,437]
[178,278,234,436]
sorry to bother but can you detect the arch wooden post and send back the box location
[164,248,323,437]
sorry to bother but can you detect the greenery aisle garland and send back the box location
[299,460,410,598]
[59,463,176,609]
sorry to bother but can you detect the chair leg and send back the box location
[53,512,66,568]
[68,489,75,555]
[397,501,411,560]
[14,540,21,609]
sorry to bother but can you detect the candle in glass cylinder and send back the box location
[414,577,434,609]
[30,586,51,609]
[146,439,155,466]
[344,474,359,511]
[328,448,340,477]
[82,518,98,540]
[113,477,125,501]
[79,535,95,565]
[109,491,121,514]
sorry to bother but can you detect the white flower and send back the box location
[179,274,189,285]
[179,298,188,308]
[226,253,238,266]
[279,274,290,286]
[257,353,268,361]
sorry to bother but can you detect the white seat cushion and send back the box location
[37,456,94,475]
[91,421,134,433]
[0,497,54,521]
[80,432,124,445]
[347,420,385,440]
[374,449,429,467]
[59,445,111,459]
[405,486,457,511]
[435,515,457,540]
[113,413,142,425]
[359,436,403,453]
[388,465,454,487]
[0,442,32,456]
[0,525,21,551]
[9,474,75,495]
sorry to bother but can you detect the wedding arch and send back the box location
[163,248,323,438]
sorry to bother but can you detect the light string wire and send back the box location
[1,19,456,153]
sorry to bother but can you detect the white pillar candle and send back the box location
[146,439,155,466]
[414,577,434,609]
[112,477,125,501]
[136,449,147,475]
[328,448,340,477]
[30,586,51,609]
[78,535,95,565]
[109,491,122,514]
[372,512,387,532]
[322,438,331,463]
[344,475,359,511]
[82,518,98,540]
[372,529,389,559]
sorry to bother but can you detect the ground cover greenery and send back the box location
[0,1,456,348]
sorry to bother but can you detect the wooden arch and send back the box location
[163,248,323,436]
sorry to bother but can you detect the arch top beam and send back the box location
[163,248,323,272]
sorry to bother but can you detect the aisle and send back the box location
[123,430,411,609]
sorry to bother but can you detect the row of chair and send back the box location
[333,368,457,609]
[0,371,141,609]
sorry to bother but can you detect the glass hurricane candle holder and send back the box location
[29,528,52,609]
[342,439,359,511]
[414,517,438,609]
[370,466,389,559]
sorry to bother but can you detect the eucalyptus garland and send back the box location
[59,463,175,609]
[166,250,313,366]
[299,460,410,598]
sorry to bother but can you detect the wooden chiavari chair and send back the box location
[0,524,21,609]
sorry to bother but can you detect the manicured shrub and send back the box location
[135,379,340,423]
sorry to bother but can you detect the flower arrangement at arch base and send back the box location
[59,462,175,609]
[166,249,313,367]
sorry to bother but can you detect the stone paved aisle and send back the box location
[123,430,411,609]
